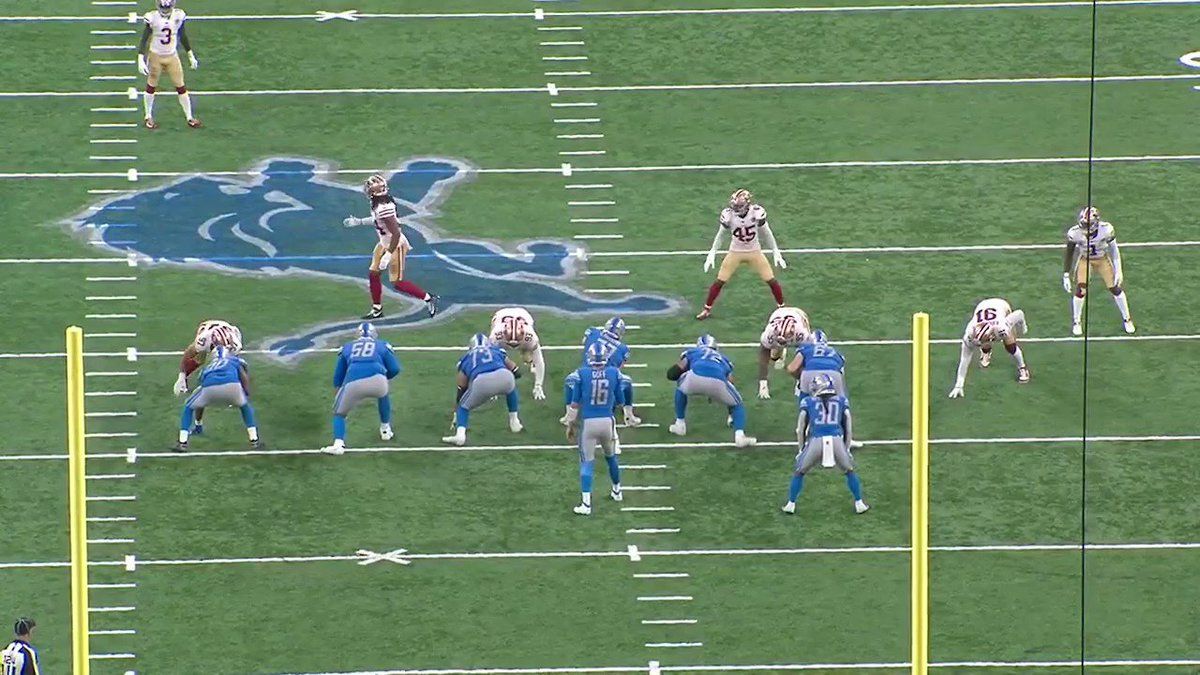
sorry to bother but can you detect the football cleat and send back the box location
[442,428,467,446]
[695,307,712,321]
[979,350,992,368]
[781,501,796,515]
[1071,322,1082,336]
[172,440,188,453]
[623,410,642,428]
[380,424,393,441]
[250,438,263,449]
[1123,320,1136,334]
[190,423,204,436]
[144,117,158,130]
[321,444,345,456]
[854,500,870,514]
[610,486,623,502]
[573,503,592,516]
[362,307,384,320]
[734,431,757,448]
[668,420,687,436]
[1017,366,1031,384]
[187,118,203,129]
[426,294,440,317]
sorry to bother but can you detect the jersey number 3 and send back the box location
[159,26,172,45]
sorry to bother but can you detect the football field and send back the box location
[2,0,1200,672]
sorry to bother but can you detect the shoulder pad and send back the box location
[719,208,733,226]
[750,205,767,221]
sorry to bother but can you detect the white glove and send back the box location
[173,373,189,396]
[343,217,360,228]
[187,51,199,69]
[757,380,770,400]
[703,251,716,273]
[532,385,545,401]
[137,54,149,76]
[773,251,787,269]
[948,386,965,399]
[1062,272,1072,293]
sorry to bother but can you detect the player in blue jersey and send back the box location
[564,342,625,515]
[443,333,523,446]
[321,322,401,456]
[783,374,869,516]
[786,329,863,448]
[666,334,757,447]
[561,316,640,427]
[174,344,259,451]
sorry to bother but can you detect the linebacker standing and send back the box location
[1062,206,1135,335]
[138,0,201,129]
[696,189,787,320]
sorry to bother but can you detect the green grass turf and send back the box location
[2,0,1199,672]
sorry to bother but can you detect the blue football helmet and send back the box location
[809,373,836,397]
[586,341,611,366]
[696,334,717,349]
[358,322,378,339]
[468,333,490,350]
[812,329,828,344]
[603,316,626,340]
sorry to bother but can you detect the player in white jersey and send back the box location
[756,306,811,399]
[948,298,1030,398]
[1062,206,1134,335]
[696,189,787,320]
[137,0,201,129]
[344,173,439,319]
[490,307,546,400]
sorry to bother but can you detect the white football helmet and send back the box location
[1078,206,1100,228]
[364,173,389,198]
[729,189,752,216]
[157,0,175,16]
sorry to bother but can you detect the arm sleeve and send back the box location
[383,349,401,379]
[1063,239,1079,274]
[954,341,974,388]
[178,22,192,51]
[708,225,727,254]
[1107,239,1123,279]
[615,375,627,407]
[760,222,781,253]
[796,409,809,444]
[531,346,546,390]
[843,409,854,445]
[138,23,151,54]
[333,354,348,388]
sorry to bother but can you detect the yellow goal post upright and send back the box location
[910,313,930,675]
[66,326,91,675]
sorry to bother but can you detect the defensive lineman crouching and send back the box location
[948,297,1030,399]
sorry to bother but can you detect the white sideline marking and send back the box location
[90,122,137,127]
[89,653,135,660]
[623,507,675,512]
[85,495,136,502]
[6,73,1199,100]
[560,150,606,156]
[86,277,136,282]
[565,183,611,188]
[627,528,681,535]
[541,41,585,46]
[90,138,137,144]
[85,295,136,300]
[85,411,136,418]
[4,153,1199,181]
[560,134,605,139]
[7,433,1200,462]
[633,573,689,578]
[623,486,671,491]
[553,117,600,123]
[642,619,697,624]
[85,432,138,439]
[638,596,692,602]
[84,332,137,338]
[4,541,1200,571]
[260,659,1200,673]
[573,234,623,239]
[572,217,618,222]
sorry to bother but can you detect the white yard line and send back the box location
[3,0,1197,22]
[3,541,1197,571]
[2,329,1199,360]
[3,152,1198,180]
[4,433,1200,463]
[3,73,1198,99]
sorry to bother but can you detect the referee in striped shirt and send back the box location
[1,618,39,675]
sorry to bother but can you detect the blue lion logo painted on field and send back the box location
[70,157,678,358]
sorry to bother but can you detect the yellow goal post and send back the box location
[911,313,930,675]
[66,326,91,675]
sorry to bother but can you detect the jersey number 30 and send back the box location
[813,400,841,425]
